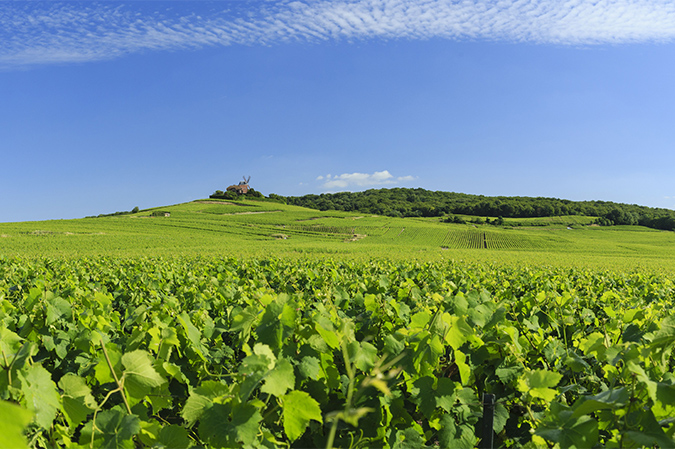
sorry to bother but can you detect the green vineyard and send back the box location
[2,257,675,448]
[3,198,675,448]
[439,229,528,250]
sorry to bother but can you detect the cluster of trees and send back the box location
[595,208,675,230]
[276,188,675,231]
[210,189,264,200]
[87,206,140,219]
[443,215,505,226]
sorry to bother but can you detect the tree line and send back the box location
[277,188,675,231]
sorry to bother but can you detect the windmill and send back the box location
[226,176,251,195]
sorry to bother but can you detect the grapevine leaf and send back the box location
[0,326,23,356]
[650,315,675,365]
[410,377,460,419]
[257,300,284,350]
[95,345,122,385]
[181,381,231,426]
[160,361,186,384]
[626,431,675,449]
[348,341,379,372]
[411,376,435,418]
[45,297,72,325]
[253,342,277,365]
[571,387,630,418]
[198,402,262,448]
[0,399,33,449]
[230,305,258,341]
[564,351,591,373]
[157,424,191,449]
[298,356,321,380]
[121,350,167,400]
[578,332,607,360]
[257,296,297,352]
[390,426,426,449]
[624,408,675,448]
[364,294,378,313]
[454,349,471,385]
[58,373,96,427]
[147,385,173,415]
[446,292,468,316]
[282,390,323,442]
[622,323,644,343]
[261,358,295,397]
[181,394,212,427]
[436,378,459,413]
[653,382,675,418]
[484,307,506,330]
[320,353,341,390]
[18,365,61,430]
[444,315,473,350]
[315,319,340,349]
[177,312,207,360]
[438,414,477,448]
[494,402,509,433]
[383,334,405,357]
[468,303,492,328]
[536,402,599,448]
[238,343,277,401]
[240,343,275,374]
[410,311,431,330]
[517,369,562,402]
[651,314,675,347]
[138,420,160,447]
[496,361,522,383]
[93,291,112,308]
[537,405,598,449]
[79,408,141,449]
[0,330,35,387]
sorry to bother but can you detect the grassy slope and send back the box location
[1,199,675,272]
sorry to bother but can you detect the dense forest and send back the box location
[275,188,675,231]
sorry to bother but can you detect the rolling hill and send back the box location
[2,197,675,271]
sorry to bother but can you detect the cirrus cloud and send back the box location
[319,170,416,189]
[2,0,675,68]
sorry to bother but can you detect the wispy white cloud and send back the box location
[320,170,416,189]
[3,0,675,67]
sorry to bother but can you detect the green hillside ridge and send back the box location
[2,197,675,272]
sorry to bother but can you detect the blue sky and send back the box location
[2,0,675,222]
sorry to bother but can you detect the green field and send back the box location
[3,199,675,449]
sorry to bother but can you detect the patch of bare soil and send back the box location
[223,210,281,216]
[344,234,367,242]
[194,200,235,205]
[1,234,9,238]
